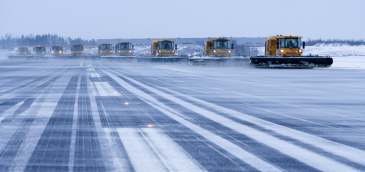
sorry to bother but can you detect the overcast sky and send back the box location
[1,0,364,40]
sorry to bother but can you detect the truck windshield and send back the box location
[18,48,27,52]
[72,45,83,51]
[100,44,112,50]
[279,38,301,48]
[158,42,174,49]
[34,47,45,52]
[52,46,61,51]
[212,41,230,49]
[118,44,131,50]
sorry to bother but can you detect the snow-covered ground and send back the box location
[256,43,365,57]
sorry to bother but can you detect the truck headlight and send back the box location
[129,51,132,53]
[119,51,120,52]
[299,50,302,52]
[59,51,62,53]
[214,50,216,52]
[280,50,284,53]
[52,51,54,53]
[101,51,103,52]
[172,50,175,53]
[159,50,161,53]
[228,50,231,53]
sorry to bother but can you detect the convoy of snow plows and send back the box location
[9,35,333,68]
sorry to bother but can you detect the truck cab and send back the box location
[51,46,63,56]
[71,44,84,56]
[204,38,234,57]
[115,42,133,56]
[98,43,113,55]
[33,46,46,55]
[151,39,177,56]
[17,47,29,55]
[265,35,305,56]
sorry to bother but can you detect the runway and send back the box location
[0,60,364,172]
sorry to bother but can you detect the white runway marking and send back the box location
[117,128,168,172]
[93,82,121,96]
[139,128,206,172]
[103,69,282,172]
[160,87,365,167]
[90,72,101,77]
[112,70,360,172]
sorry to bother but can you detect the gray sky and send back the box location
[1,0,364,40]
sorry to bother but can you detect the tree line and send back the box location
[0,34,98,49]
[306,38,365,46]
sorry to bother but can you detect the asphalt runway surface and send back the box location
[0,60,364,172]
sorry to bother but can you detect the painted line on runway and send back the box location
[102,68,282,172]
[139,128,206,172]
[87,74,128,172]
[93,82,121,96]
[157,86,365,168]
[68,75,80,172]
[10,71,70,172]
[117,128,168,172]
[113,71,360,172]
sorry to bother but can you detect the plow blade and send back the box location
[189,57,249,66]
[137,57,189,63]
[250,56,333,68]
[100,56,136,62]
[8,55,55,60]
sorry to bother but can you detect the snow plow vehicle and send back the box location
[115,42,133,56]
[17,47,30,55]
[50,46,63,56]
[189,37,246,66]
[98,43,113,56]
[152,39,176,57]
[33,46,46,56]
[71,44,84,56]
[138,39,187,63]
[250,35,333,68]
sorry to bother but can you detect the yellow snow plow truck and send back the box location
[151,39,176,56]
[98,43,113,55]
[204,37,233,57]
[17,47,29,55]
[189,37,246,66]
[33,46,46,55]
[71,44,84,56]
[141,39,186,63]
[250,35,333,68]
[50,46,63,56]
[115,42,133,56]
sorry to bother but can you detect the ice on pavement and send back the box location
[0,56,364,171]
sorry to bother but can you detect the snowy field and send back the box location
[0,57,364,171]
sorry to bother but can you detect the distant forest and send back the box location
[0,34,97,49]
[306,38,365,46]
